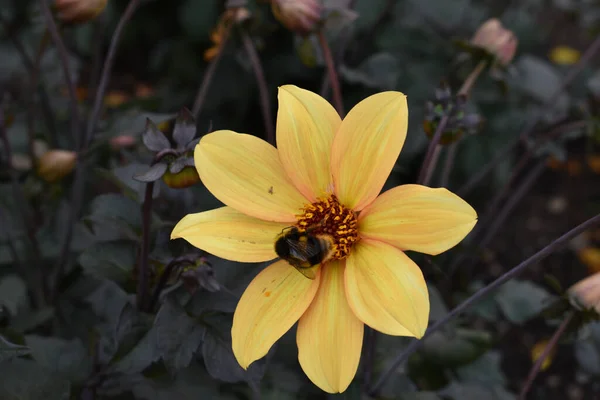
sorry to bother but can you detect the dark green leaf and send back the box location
[112,300,204,374]
[575,321,600,375]
[0,359,70,400]
[439,382,516,400]
[455,351,506,385]
[421,328,493,367]
[202,313,267,384]
[340,53,401,90]
[25,335,91,383]
[495,280,554,324]
[0,335,30,362]
[0,274,27,315]
[78,240,137,283]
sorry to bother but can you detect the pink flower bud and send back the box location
[471,18,518,66]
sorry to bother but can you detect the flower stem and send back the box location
[0,102,45,307]
[192,24,231,118]
[518,312,574,400]
[417,115,448,185]
[39,2,81,149]
[137,182,154,311]
[318,30,344,117]
[147,257,195,312]
[52,0,142,301]
[240,28,275,145]
[368,212,600,396]
[458,60,487,96]
[440,142,457,187]
[458,32,600,197]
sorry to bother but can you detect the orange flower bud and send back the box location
[110,135,137,151]
[569,272,600,313]
[471,18,518,66]
[271,0,322,35]
[162,166,200,189]
[54,0,108,24]
[37,149,77,183]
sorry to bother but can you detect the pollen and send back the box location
[296,195,359,259]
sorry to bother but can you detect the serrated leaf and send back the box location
[202,314,266,384]
[25,335,91,383]
[113,300,204,374]
[0,359,70,400]
[172,108,196,149]
[0,335,30,362]
[0,274,28,315]
[143,119,170,152]
[78,240,136,283]
[134,163,168,182]
[495,280,554,324]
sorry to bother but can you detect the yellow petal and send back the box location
[345,240,429,337]
[297,261,363,393]
[276,85,341,201]
[171,206,287,262]
[359,184,477,255]
[232,260,320,369]
[195,130,308,222]
[331,92,408,211]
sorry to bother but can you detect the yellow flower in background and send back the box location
[37,149,77,183]
[171,85,477,392]
[531,339,556,371]
[549,46,581,66]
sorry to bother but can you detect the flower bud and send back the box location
[271,0,322,35]
[110,135,137,151]
[37,149,77,183]
[54,0,108,24]
[471,18,517,66]
[162,166,200,189]
[568,272,600,314]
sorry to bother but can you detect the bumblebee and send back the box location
[274,226,335,279]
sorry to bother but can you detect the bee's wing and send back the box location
[292,264,318,280]
[286,239,322,259]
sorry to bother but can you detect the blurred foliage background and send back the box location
[1,0,600,399]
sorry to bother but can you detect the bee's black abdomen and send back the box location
[306,236,325,265]
[274,236,290,258]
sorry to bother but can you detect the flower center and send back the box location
[296,195,359,260]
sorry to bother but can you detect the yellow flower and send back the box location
[37,149,77,183]
[549,46,581,66]
[171,85,477,393]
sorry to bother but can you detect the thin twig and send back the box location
[137,182,154,311]
[240,28,275,145]
[192,25,231,118]
[39,0,80,148]
[448,160,545,278]
[458,32,600,197]
[518,312,574,400]
[457,60,487,97]
[368,212,600,396]
[417,115,448,185]
[318,30,344,117]
[52,0,142,300]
